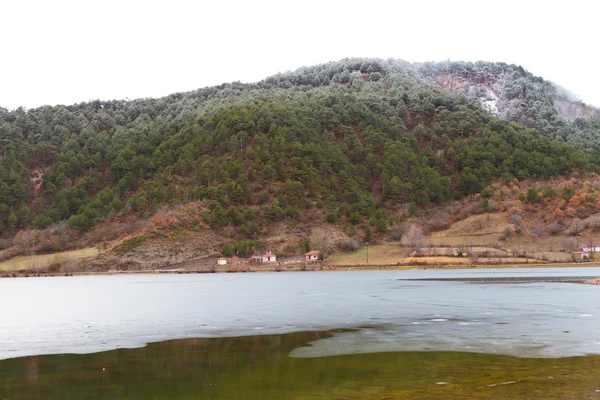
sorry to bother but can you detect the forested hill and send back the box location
[0,58,597,242]
[267,59,600,154]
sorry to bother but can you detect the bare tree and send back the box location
[501,226,514,241]
[310,230,336,254]
[509,213,524,233]
[587,239,596,259]
[563,237,578,252]
[401,225,427,251]
[13,230,33,253]
[533,222,544,237]
[566,218,583,236]
[13,230,39,269]
[546,222,562,236]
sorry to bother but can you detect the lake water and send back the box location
[2,268,600,398]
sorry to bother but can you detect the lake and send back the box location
[1,268,600,398]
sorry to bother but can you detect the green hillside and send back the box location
[0,58,597,246]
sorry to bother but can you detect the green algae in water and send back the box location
[1,331,600,400]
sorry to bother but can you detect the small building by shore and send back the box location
[262,252,277,263]
[305,250,320,262]
[572,251,589,261]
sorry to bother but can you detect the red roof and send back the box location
[263,252,276,257]
[305,250,320,256]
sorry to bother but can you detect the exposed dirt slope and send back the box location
[80,222,354,272]
[434,213,509,236]
[555,99,600,121]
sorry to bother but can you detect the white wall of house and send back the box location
[581,246,600,252]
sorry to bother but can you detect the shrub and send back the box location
[509,213,524,233]
[48,255,70,273]
[422,211,451,232]
[456,203,479,221]
[33,215,53,230]
[325,212,339,223]
[526,188,540,204]
[262,202,284,222]
[232,241,261,257]
[563,237,578,252]
[347,212,362,225]
[480,188,494,199]
[284,206,302,220]
[364,227,373,242]
[487,200,500,212]
[546,222,562,235]
[586,215,600,232]
[113,236,147,254]
[221,244,234,257]
[389,224,406,241]
[374,218,387,233]
[500,226,514,240]
[562,186,575,202]
[299,237,311,253]
[565,218,583,236]
[408,202,419,217]
[400,225,426,249]
[339,238,361,253]
[543,187,557,198]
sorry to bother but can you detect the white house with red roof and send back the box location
[305,250,320,262]
[261,252,277,263]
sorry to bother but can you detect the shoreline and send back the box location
[2,270,599,364]
[2,261,600,278]
[3,331,600,399]
[4,325,600,362]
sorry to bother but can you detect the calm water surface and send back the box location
[1,268,600,399]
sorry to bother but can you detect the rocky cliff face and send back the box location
[431,70,599,130]
[435,72,501,116]
[555,99,600,121]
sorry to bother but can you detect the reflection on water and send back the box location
[1,331,600,400]
[2,270,600,360]
[2,270,600,398]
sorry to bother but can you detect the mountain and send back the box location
[268,59,600,156]
[0,58,599,269]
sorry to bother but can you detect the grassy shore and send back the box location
[0,247,97,271]
[1,242,600,280]
[324,243,565,267]
[2,260,599,278]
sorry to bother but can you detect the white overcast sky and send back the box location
[1,0,598,110]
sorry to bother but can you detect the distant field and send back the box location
[427,234,502,246]
[326,241,549,267]
[327,244,405,266]
[0,248,97,271]
[540,251,573,262]
[404,256,473,264]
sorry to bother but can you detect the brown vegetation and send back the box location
[6,173,600,273]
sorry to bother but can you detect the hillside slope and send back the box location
[0,58,599,270]
[268,58,600,156]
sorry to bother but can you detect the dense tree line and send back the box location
[0,59,596,238]
[267,58,600,158]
